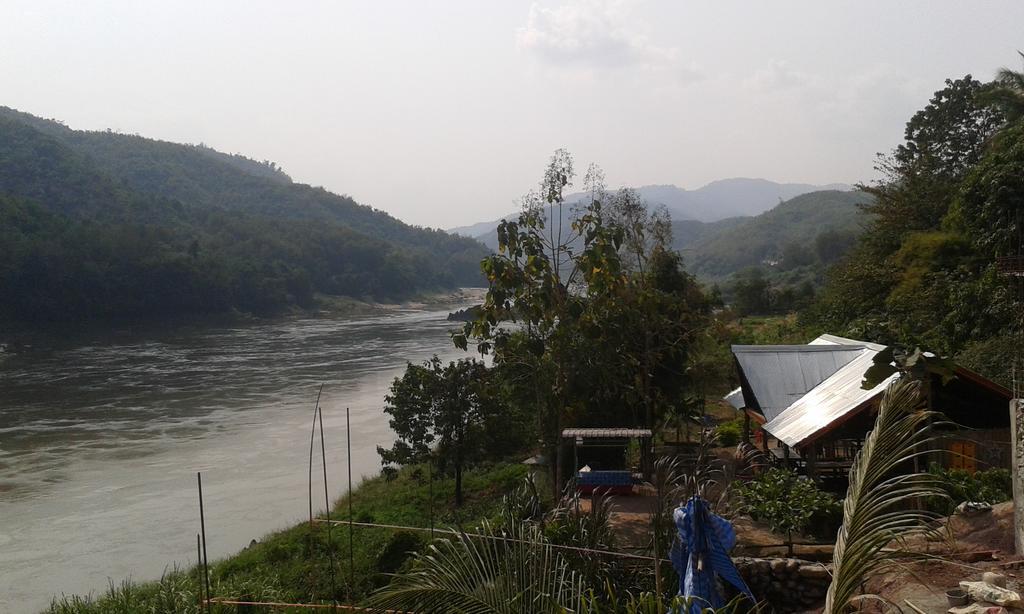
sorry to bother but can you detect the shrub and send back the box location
[715,417,744,446]
[374,531,424,583]
[714,415,761,447]
[925,464,1013,514]
[736,467,840,539]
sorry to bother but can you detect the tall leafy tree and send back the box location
[861,76,1003,254]
[378,356,515,506]
[456,151,710,494]
[982,51,1024,123]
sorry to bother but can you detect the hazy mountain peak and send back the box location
[449,178,854,244]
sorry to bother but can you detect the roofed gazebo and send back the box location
[562,428,653,495]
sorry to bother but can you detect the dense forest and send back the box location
[0,108,488,323]
[671,189,870,313]
[801,74,1024,387]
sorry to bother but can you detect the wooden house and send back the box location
[728,334,1012,482]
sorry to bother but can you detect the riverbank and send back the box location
[0,288,486,352]
[42,461,527,612]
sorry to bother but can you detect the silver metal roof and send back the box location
[732,343,865,421]
[810,333,886,351]
[723,387,745,410]
[762,348,896,448]
[561,428,652,439]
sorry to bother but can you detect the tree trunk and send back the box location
[454,461,463,507]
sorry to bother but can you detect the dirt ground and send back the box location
[579,493,1022,614]
[866,502,1023,614]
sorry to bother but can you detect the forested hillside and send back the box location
[0,108,487,324]
[676,189,870,278]
[803,75,1024,387]
[664,190,870,314]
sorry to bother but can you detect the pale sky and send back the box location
[2,1,1022,228]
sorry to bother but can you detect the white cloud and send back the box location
[517,0,697,79]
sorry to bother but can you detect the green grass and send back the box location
[44,461,529,613]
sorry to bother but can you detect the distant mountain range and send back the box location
[448,178,852,247]
[449,182,871,287]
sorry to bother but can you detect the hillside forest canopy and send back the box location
[0,107,488,324]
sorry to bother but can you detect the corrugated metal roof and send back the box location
[762,349,896,448]
[810,333,886,351]
[723,387,745,410]
[561,428,653,439]
[732,344,865,421]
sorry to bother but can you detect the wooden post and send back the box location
[805,443,818,483]
[1011,398,1024,556]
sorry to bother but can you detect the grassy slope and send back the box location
[45,462,528,613]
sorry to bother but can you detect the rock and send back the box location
[960,581,1022,607]
[983,571,1008,587]
[770,559,787,573]
[797,564,831,580]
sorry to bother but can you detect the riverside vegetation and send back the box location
[38,55,1024,612]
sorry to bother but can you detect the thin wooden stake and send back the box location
[197,472,212,614]
[346,407,354,598]
[309,384,324,528]
[319,405,338,608]
[196,533,204,612]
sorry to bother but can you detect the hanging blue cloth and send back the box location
[669,496,754,614]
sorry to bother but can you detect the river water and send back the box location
[0,300,476,613]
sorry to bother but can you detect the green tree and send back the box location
[456,151,710,494]
[730,267,771,315]
[737,467,839,553]
[860,76,1003,254]
[982,51,1024,123]
[378,356,513,506]
[814,229,856,264]
[807,75,1011,351]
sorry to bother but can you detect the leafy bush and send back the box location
[736,467,840,539]
[714,417,746,447]
[925,464,1013,514]
[374,530,424,583]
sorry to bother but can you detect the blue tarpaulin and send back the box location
[669,497,754,613]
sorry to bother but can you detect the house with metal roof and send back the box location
[729,334,1012,482]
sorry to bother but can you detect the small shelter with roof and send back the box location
[728,334,1012,483]
[562,428,652,495]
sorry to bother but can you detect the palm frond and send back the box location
[823,378,949,613]
[369,520,585,613]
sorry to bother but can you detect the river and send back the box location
[0,298,477,613]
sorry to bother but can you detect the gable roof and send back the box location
[760,340,1011,449]
[732,340,865,422]
[761,349,894,448]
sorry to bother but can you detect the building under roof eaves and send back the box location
[730,334,1012,479]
